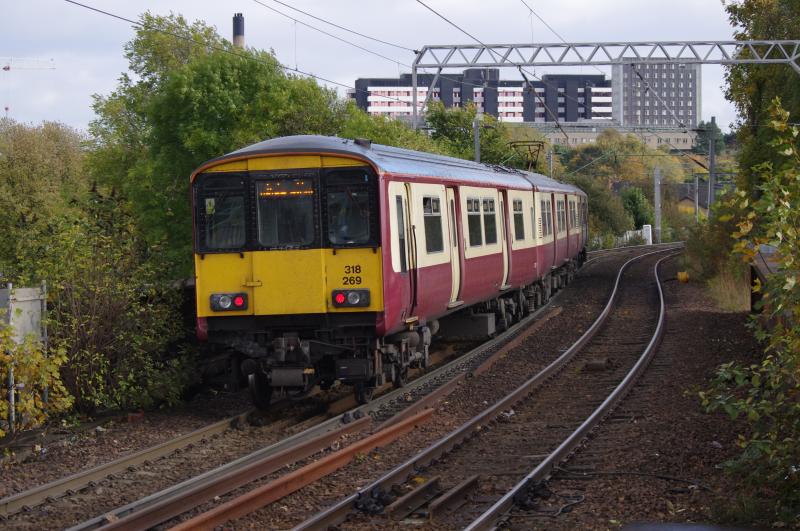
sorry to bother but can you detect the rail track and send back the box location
[288,247,677,530]
[5,244,662,530]
[56,252,588,531]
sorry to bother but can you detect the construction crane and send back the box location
[1,57,56,117]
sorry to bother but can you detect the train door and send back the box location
[499,192,510,289]
[446,187,462,305]
[388,181,415,319]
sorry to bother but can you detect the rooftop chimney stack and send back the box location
[233,13,245,48]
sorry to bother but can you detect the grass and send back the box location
[706,265,752,312]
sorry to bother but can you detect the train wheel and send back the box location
[248,373,273,411]
[354,382,375,404]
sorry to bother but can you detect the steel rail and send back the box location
[0,410,252,517]
[293,247,674,531]
[465,252,677,531]
[171,409,434,530]
[68,268,570,530]
[586,241,684,260]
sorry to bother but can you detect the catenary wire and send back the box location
[414,0,569,141]
[258,0,415,52]
[251,0,504,98]
[61,0,412,106]
[517,0,605,76]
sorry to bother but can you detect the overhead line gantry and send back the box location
[411,40,800,127]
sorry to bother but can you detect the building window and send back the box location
[423,196,444,253]
[467,198,482,247]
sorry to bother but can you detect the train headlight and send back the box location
[218,295,233,309]
[211,292,248,311]
[332,289,370,308]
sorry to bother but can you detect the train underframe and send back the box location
[203,254,584,410]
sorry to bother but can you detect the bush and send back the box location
[0,322,73,438]
[700,101,800,525]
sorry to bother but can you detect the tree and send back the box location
[693,119,724,155]
[620,186,654,228]
[724,0,800,195]
[91,13,359,276]
[425,102,521,166]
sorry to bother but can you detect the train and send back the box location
[190,135,588,409]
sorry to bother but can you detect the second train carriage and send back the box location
[191,136,587,408]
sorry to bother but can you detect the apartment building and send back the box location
[611,61,701,128]
[351,69,614,123]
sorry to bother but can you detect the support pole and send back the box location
[412,66,418,130]
[708,116,717,217]
[473,116,480,163]
[694,173,699,222]
[548,149,554,178]
[654,166,662,244]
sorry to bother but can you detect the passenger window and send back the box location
[423,196,444,253]
[540,200,552,237]
[395,195,407,273]
[467,198,482,247]
[513,199,524,241]
[483,198,497,245]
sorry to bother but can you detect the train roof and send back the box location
[197,135,584,195]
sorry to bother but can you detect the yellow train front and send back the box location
[192,137,390,408]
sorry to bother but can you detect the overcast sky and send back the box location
[3,0,742,133]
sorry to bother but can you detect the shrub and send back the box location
[0,320,72,437]
[700,100,800,525]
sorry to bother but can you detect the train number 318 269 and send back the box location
[343,264,362,285]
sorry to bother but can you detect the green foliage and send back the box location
[694,119,725,155]
[563,173,633,238]
[0,323,72,438]
[724,0,800,196]
[339,103,444,154]
[620,187,654,229]
[425,102,524,166]
[36,190,188,412]
[1,118,190,414]
[700,101,800,525]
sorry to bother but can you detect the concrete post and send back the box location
[708,116,717,217]
[654,166,662,244]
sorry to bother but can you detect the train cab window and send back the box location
[483,198,497,244]
[257,178,315,247]
[196,174,246,251]
[423,196,444,253]
[326,170,375,246]
[467,198,482,247]
[204,195,245,249]
[512,199,524,241]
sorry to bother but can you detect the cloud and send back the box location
[3,0,746,132]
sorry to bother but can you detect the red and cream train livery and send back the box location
[191,135,587,408]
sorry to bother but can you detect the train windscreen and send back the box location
[256,178,316,247]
